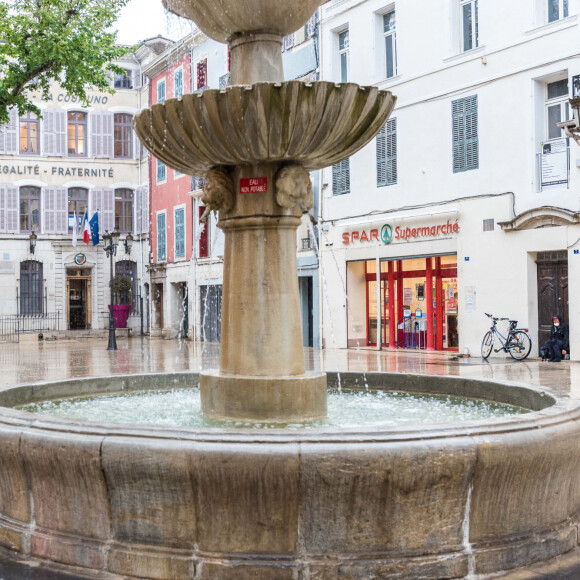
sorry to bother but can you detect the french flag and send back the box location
[82,210,90,244]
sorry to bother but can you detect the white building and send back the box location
[0,37,172,337]
[319,0,580,358]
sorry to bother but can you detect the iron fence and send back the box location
[0,312,61,343]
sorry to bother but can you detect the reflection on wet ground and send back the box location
[0,335,576,399]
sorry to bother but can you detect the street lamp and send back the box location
[124,233,134,255]
[559,97,580,147]
[29,231,37,254]
[103,229,120,351]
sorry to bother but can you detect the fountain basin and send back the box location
[133,82,396,176]
[0,372,579,579]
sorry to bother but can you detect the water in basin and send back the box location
[18,387,528,430]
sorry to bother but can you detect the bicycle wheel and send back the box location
[508,331,532,361]
[481,331,494,359]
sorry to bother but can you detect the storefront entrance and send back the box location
[67,269,92,330]
[356,255,458,350]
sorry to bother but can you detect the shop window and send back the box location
[174,68,184,99]
[460,0,478,52]
[157,79,166,103]
[157,212,166,261]
[332,158,350,195]
[19,113,39,154]
[67,111,87,156]
[68,188,88,232]
[20,260,43,315]
[175,207,185,258]
[114,69,133,89]
[20,186,41,233]
[156,159,166,183]
[198,206,209,258]
[338,29,349,82]
[115,189,134,233]
[114,113,133,158]
[377,118,397,187]
[383,10,397,78]
[548,0,568,22]
[452,95,478,173]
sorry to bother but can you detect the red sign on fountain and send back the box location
[240,177,267,194]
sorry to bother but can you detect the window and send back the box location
[332,158,350,195]
[175,207,185,258]
[115,189,133,233]
[377,118,397,186]
[452,95,478,172]
[113,113,133,158]
[156,159,166,183]
[198,206,209,258]
[546,78,570,140]
[548,0,568,22]
[383,11,397,79]
[19,113,39,154]
[67,111,87,156]
[20,186,41,233]
[157,212,166,261]
[338,30,349,82]
[174,69,184,99]
[460,0,478,52]
[20,260,43,315]
[114,69,133,89]
[196,58,208,90]
[157,79,166,103]
[68,188,88,232]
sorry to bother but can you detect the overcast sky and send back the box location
[113,0,194,46]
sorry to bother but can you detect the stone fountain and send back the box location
[1,1,580,579]
[134,0,396,423]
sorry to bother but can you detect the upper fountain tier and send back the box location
[134,81,396,176]
[162,0,326,43]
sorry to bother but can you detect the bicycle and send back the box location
[481,313,532,360]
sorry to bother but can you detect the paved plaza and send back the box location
[0,334,579,579]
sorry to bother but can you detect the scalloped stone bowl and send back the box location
[133,81,396,176]
[1,372,580,578]
[162,0,324,43]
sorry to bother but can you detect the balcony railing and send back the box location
[219,72,231,89]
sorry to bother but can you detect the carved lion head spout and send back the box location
[275,164,314,213]
[200,168,235,223]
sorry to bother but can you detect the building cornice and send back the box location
[498,207,580,231]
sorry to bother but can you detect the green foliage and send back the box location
[111,274,132,304]
[0,0,133,126]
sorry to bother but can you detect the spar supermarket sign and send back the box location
[342,219,460,245]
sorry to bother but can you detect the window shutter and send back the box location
[54,110,67,156]
[376,126,386,186]
[90,111,102,157]
[284,34,295,50]
[306,14,316,38]
[175,207,185,257]
[89,188,103,231]
[0,185,6,232]
[134,130,145,159]
[0,108,19,154]
[140,184,149,235]
[385,118,397,185]
[452,95,478,172]
[4,185,18,233]
[103,112,114,158]
[101,187,115,233]
[43,187,56,233]
[133,68,142,89]
[332,158,350,195]
[42,110,55,156]
[54,186,68,233]
[157,213,166,260]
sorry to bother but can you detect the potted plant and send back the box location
[109,274,133,328]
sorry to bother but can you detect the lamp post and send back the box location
[124,233,134,255]
[103,230,120,351]
[29,231,37,254]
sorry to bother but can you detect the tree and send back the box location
[0,0,132,126]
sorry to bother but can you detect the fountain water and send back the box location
[1,2,580,578]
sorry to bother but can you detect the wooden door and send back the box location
[537,261,568,347]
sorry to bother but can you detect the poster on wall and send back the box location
[541,138,569,190]
[404,288,412,304]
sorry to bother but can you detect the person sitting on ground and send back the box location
[542,315,569,363]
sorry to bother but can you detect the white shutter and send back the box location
[42,111,55,156]
[89,188,103,230]
[90,111,102,157]
[55,110,67,156]
[0,108,19,155]
[0,185,7,232]
[43,110,66,156]
[5,185,18,233]
[134,186,142,234]
[43,187,56,233]
[103,112,114,158]
[55,187,68,233]
[133,68,142,89]
[138,184,149,235]
[102,187,114,232]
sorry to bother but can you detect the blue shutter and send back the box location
[157,213,166,261]
[332,158,350,195]
[175,207,185,258]
[452,95,478,172]
[377,118,397,187]
[156,159,166,182]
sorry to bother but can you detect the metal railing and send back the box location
[0,312,61,343]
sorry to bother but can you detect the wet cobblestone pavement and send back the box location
[0,333,578,579]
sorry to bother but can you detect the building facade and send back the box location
[0,37,172,336]
[319,0,580,358]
